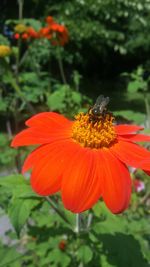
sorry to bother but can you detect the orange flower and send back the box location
[14,33,20,39]
[51,23,61,32]
[51,24,69,46]
[46,16,54,25]
[11,109,150,214]
[33,16,69,45]
[58,26,69,46]
[58,240,67,251]
[27,27,38,39]
[38,27,52,39]
[22,33,29,39]
[14,25,38,40]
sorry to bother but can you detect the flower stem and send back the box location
[75,212,93,233]
[87,213,93,229]
[75,213,80,233]
[10,75,35,114]
[144,92,150,128]
[57,47,67,84]
[45,196,71,226]
[18,0,24,20]
[6,119,12,140]
[15,38,21,80]
[19,49,28,67]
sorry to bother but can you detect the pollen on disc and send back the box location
[71,112,117,149]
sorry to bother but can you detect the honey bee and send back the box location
[89,95,110,123]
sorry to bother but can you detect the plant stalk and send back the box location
[57,47,67,84]
[18,0,24,20]
[45,196,71,226]
[144,92,150,128]
[75,213,80,233]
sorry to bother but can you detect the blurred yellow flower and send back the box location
[14,23,27,33]
[0,45,11,57]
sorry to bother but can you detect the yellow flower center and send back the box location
[72,112,117,149]
[14,24,27,33]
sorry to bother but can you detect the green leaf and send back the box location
[99,254,113,267]
[0,245,22,267]
[72,91,82,104]
[48,249,71,267]
[127,80,145,93]
[47,84,83,116]
[23,18,42,31]
[0,175,38,198]
[47,86,67,111]
[99,233,148,267]
[0,175,26,187]
[8,197,40,236]
[77,245,93,264]
[0,34,10,45]
[113,110,145,124]
[0,134,17,167]
[93,203,127,234]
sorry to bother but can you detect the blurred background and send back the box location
[0,0,150,266]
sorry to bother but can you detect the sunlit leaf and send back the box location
[8,197,40,236]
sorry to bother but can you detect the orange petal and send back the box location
[29,140,75,196]
[22,143,52,173]
[11,115,72,147]
[118,134,150,142]
[115,124,143,135]
[99,149,131,214]
[110,140,150,170]
[11,127,71,147]
[25,112,70,127]
[61,148,102,213]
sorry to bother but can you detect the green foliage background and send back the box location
[0,0,150,266]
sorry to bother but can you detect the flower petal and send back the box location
[25,112,70,127]
[110,140,150,170]
[99,149,131,214]
[29,140,75,196]
[118,134,150,142]
[11,127,71,147]
[61,148,102,213]
[115,124,143,135]
[11,113,72,147]
[22,144,52,174]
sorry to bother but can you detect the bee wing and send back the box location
[104,97,110,105]
[95,95,109,106]
[95,95,105,105]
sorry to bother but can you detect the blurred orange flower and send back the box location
[13,16,68,45]
[38,16,69,45]
[26,27,38,39]
[14,33,20,39]
[11,110,150,214]
[50,24,69,46]
[46,16,54,25]
[22,33,29,40]
[58,240,67,251]
[38,27,52,39]
[14,28,38,40]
